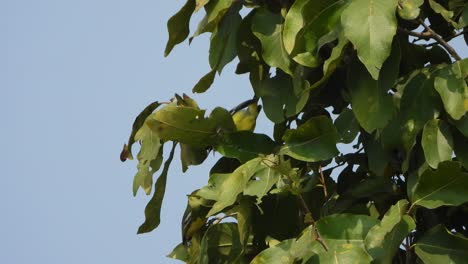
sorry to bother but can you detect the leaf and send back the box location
[132,123,163,196]
[410,161,468,210]
[341,0,398,79]
[164,0,196,57]
[363,134,391,176]
[197,158,263,216]
[198,223,243,264]
[421,119,454,169]
[291,0,347,67]
[282,0,311,54]
[397,0,424,20]
[251,71,308,123]
[434,59,468,120]
[195,0,210,12]
[415,225,468,264]
[190,0,235,39]
[236,198,252,251]
[208,7,241,74]
[244,157,281,203]
[137,142,177,234]
[236,10,262,74]
[180,143,208,172]
[146,105,235,147]
[193,69,216,93]
[120,101,160,161]
[215,131,277,163]
[167,243,189,262]
[194,6,242,93]
[252,8,293,75]
[365,200,416,264]
[250,239,296,264]
[334,108,359,144]
[280,116,339,162]
[454,114,468,137]
[453,129,468,168]
[429,0,456,26]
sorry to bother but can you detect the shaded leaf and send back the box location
[252,8,292,75]
[180,143,208,172]
[164,0,196,57]
[191,0,235,38]
[410,161,468,210]
[193,69,216,93]
[454,114,468,137]
[415,225,468,264]
[199,223,244,264]
[453,129,468,168]
[363,134,391,176]
[429,0,456,26]
[334,108,359,144]
[215,131,277,163]
[421,119,454,169]
[341,0,398,79]
[280,116,339,162]
[236,198,252,251]
[138,143,177,234]
[365,200,416,264]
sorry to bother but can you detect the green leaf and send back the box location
[334,108,359,144]
[193,69,216,93]
[341,0,398,79]
[215,131,277,163]
[198,157,263,216]
[251,71,308,123]
[236,198,252,251]
[434,60,468,120]
[410,161,468,210]
[137,143,177,234]
[146,105,235,147]
[282,0,311,54]
[291,0,347,67]
[195,0,210,12]
[453,129,468,168]
[429,0,456,26]
[167,243,189,262]
[280,116,339,162]
[194,6,242,93]
[454,114,468,137]
[199,223,244,264]
[208,7,241,74]
[244,157,281,203]
[191,0,235,38]
[120,101,160,161]
[250,238,296,264]
[415,225,468,264]
[164,0,196,57]
[363,134,391,176]
[252,8,292,75]
[236,10,262,74]
[397,0,424,20]
[365,200,416,264]
[422,119,454,169]
[132,123,163,196]
[180,143,208,172]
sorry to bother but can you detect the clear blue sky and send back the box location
[2,1,466,263]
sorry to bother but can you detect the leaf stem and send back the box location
[297,194,329,251]
[318,165,328,198]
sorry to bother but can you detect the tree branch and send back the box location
[418,19,462,61]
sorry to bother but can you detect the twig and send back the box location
[398,27,432,40]
[418,19,462,61]
[318,165,328,198]
[297,193,329,251]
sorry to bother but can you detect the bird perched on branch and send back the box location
[231,98,261,132]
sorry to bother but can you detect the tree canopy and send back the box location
[121,0,468,263]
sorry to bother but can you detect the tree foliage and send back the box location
[121,0,468,262]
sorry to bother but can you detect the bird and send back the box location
[181,192,211,246]
[231,99,261,132]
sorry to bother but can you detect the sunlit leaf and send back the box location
[415,225,468,264]
[410,161,468,210]
[341,0,398,79]
[365,200,416,264]
[132,123,163,196]
[280,116,339,162]
[421,119,454,169]
[137,143,177,234]
[397,0,424,20]
[252,8,293,75]
[146,105,235,147]
[167,243,189,262]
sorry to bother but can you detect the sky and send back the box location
[2,1,467,263]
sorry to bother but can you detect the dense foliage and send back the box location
[121,0,468,263]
